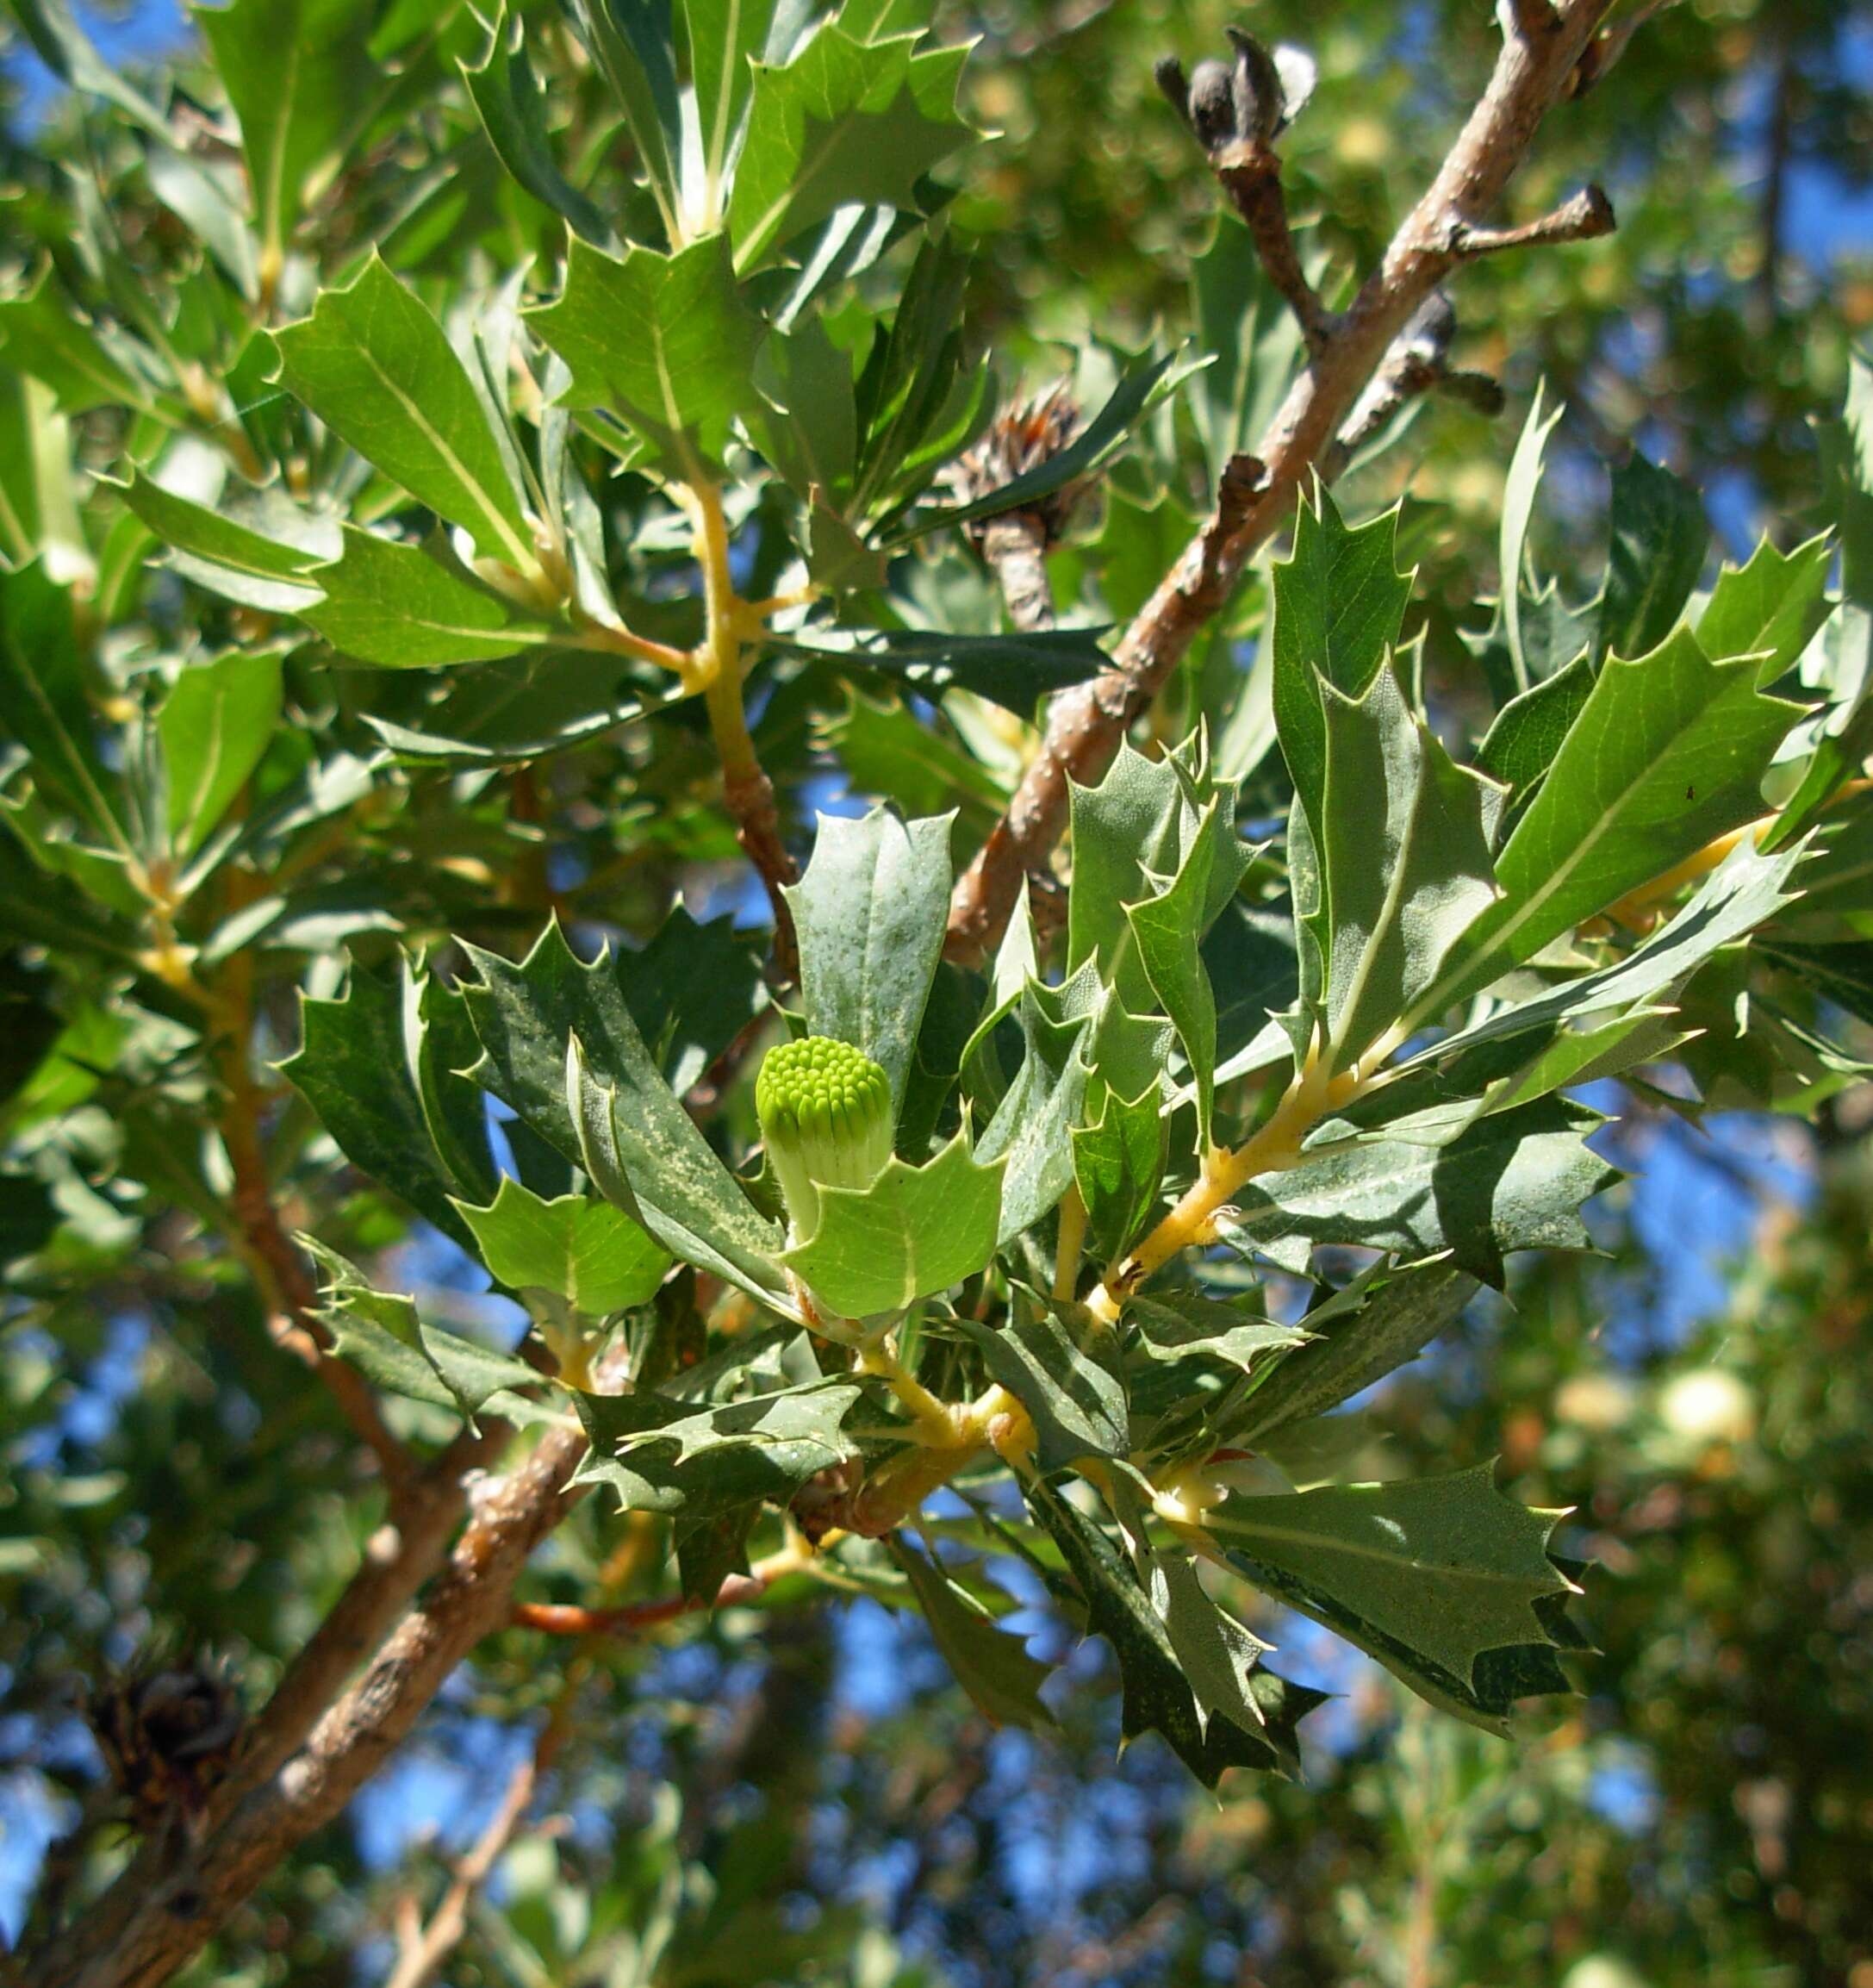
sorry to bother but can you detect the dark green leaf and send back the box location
[1217,1097,1615,1285]
[1600,448,1709,661]
[282,957,496,1248]
[1206,1465,1574,1730]
[1231,1259,1478,1443]
[976,982,1092,1243]
[460,924,787,1303]
[891,1536,1057,1729]
[308,1239,539,1425]
[952,1303,1127,1471]
[780,626,1110,717]
[1025,1477,1322,1785]
[573,1374,864,1516]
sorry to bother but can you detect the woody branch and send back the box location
[943,0,1626,967]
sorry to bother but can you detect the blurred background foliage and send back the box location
[3,1,1871,1984]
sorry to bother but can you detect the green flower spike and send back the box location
[756,1036,894,1241]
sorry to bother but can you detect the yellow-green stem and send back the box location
[1086,1047,1377,1323]
[1053,1185,1087,1301]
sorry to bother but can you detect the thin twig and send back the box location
[980,512,1056,633]
[693,478,801,981]
[383,1677,578,1988]
[943,0,1623,968]
[1445,183,1615,257]
[511,1562,780,1637]
[1213,140,1335,352]
[214,960,411,1488]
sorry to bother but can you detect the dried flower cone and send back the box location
[943,384,1086,632]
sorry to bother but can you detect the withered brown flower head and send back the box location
[87,1661,246,1835]
[943,382,1086,550]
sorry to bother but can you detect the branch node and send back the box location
[1447,183,1616,259]
[1503,0,1562,38]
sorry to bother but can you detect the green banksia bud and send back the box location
[756,1036,893,1239]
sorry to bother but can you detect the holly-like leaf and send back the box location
[1025,1478,1323,1785]
[976,982,1092,1243]
[455,1175,671,1314]
[462,3,613,246]
[271,256,538,571]
[1067,740,1242,1013]
[1126,1293,1309,1375]
[1127,801,1224,1146]
[283,957,497,1248]
[1230,1259,1478,1443]
[1696,532,1833,685]
[1306,665,1501,1069]
[1204,1465,1575,1730]
[528,234,763,477]
[1600,448,1709,662]
[457,915,757,1151]
[781,1132,1005,1318]
[750,321,860,500]
[784,805,953,1120]
[1271,489,1414,870]
[952,1303,1127,1472]
[158,651,283,857]
[573,1374,863,1515]
[1473,653,1594,798]
[460,925,787,1305]
[308,1240,540,1426]
[780,626,1111,716]
[1415,626,1805,1025]
[726,25,972,273]
[1150,1550,1273,1742]
[1071,1080,1166,1267]
[196,0,376,283]
[302,529,552,667]
[1217,1096,1615,1284]
[891,1536,1057,1730]
[0,563,128,847]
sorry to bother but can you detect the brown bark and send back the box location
[943,0,1621,967]
[26,1414,593,1988]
